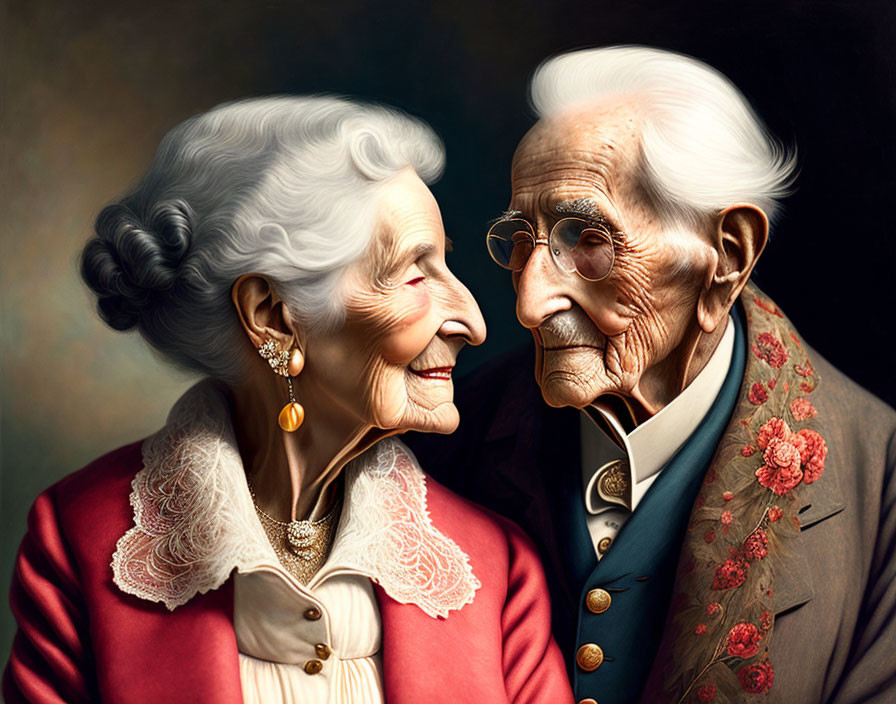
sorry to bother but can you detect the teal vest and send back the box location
[567,312,746,703]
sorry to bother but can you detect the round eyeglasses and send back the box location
[486,217,615,281]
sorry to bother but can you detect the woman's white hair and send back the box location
[530,45,796,228]
[81,96,445,381]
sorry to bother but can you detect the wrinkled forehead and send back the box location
[510,103,643,223]
[363,169,446,277]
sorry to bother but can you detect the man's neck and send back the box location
[623,316,731,422]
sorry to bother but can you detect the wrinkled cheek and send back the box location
[361,364,406,429]
[590,308,634,337]
[378,288,436,364]
[579,285,639,338]
[614,318,658,376]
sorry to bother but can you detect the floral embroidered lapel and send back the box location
[643,284,836,703]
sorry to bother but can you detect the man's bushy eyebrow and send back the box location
[490,202,617,233]
[554,198,612,226]
[490,209,524,224]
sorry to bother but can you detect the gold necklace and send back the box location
[249,486,341,585]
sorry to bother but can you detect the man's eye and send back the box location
[579,235,609,248]
[406,276,425,286]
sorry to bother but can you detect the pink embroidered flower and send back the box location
[704,529,716,543]
[794,361,814,377]
[800,380,815,394]
[727,622,763,658]
[712,556,749,590]
[741,444,757,457]
[743,529,769,561]
[760,610,773,632]
[752,332,788,368]
[697,683,716,701]
[757,417,790,450]
[753,296,784,317]
[756,437,803,494]
[695,623,707,635]
[790,397,817,421]
[738,661,774,694]
[768,505,783,522]
[706,601,722,616]
[721,510,734,525]
[723,491,734,502]
[796,428,827,483]
[748,382,768,405]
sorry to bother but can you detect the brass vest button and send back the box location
[303,607,322,621]
[315,643,331,660]
[597,536,612,555]
[585,588,611,614]
[578,699,598,704]
[576,643,604,672]
[304,659,323,675]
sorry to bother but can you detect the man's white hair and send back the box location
[81,96,444,381]
[530,45,796,228]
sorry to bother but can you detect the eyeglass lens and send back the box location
[486,218,614,281]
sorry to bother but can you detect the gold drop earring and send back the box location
[257,340,305,432]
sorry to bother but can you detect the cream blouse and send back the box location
[235,567,384,704]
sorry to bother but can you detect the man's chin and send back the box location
[535,346,608,408]
[537,373,601,408]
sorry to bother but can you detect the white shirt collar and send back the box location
[581,316,735,513]
[111,380,479,619]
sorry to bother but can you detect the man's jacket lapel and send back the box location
[643,285,839,702]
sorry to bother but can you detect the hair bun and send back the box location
[81,199,195,331]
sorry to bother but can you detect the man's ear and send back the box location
[697,204,768,333]
[231,274,299,353]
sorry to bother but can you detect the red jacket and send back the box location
[4,441,573,704]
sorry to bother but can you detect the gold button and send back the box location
[585,588,611,614]
[598,536,612,555]
[578,700,598,704]
[315,643,331,660]
[576,643,604,672]
[303,659,323,675]
[303,607,321,621]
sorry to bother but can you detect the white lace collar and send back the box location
[111,380,480,619]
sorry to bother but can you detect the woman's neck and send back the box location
[229,372,388,521]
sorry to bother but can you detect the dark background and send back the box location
[3,0,895,665]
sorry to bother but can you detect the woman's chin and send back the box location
[396,401,459,435]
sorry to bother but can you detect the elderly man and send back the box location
[408,46,896,703]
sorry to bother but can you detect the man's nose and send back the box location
[514,244,571,329]
[438,276,487,346]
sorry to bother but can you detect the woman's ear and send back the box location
[697,204,768,333]
[231,274,297,351]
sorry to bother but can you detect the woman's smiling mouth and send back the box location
[409,365,454,380]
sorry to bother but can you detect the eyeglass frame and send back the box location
[485,215,618,282]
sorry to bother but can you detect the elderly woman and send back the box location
[3,97,572,704]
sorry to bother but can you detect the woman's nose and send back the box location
[439,277,487,346]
